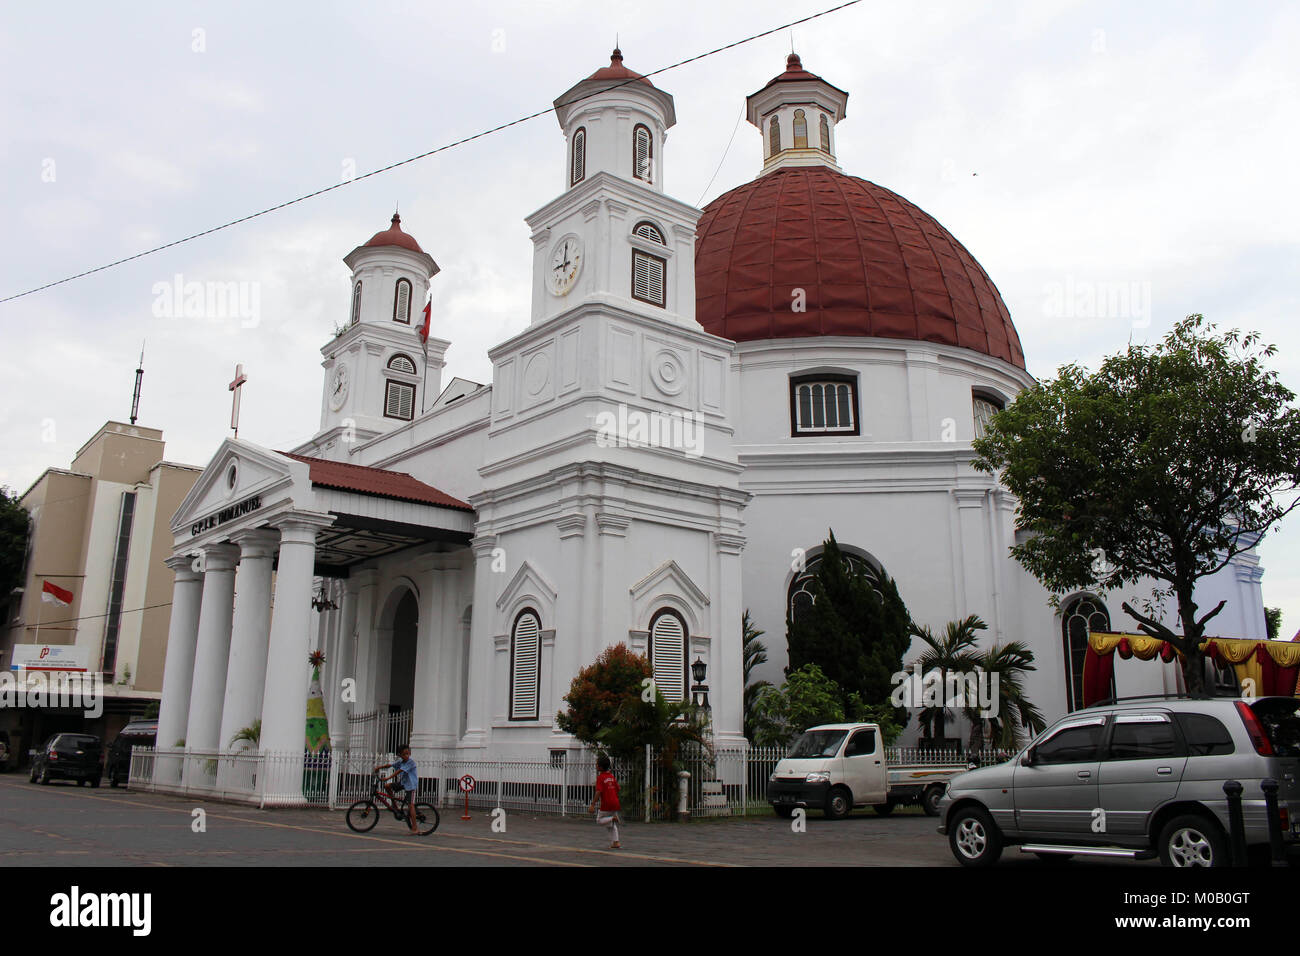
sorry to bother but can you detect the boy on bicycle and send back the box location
[373,744,419,834]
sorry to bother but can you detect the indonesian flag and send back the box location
[418,300,431,350]
[41,581,73,606]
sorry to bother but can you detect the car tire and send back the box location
[873,801,895,816]
[922,785,944,817]
[30,766,38,783]
[773,806,794,819]
[948,806,1003,867]
[39,767,51,785]
[1158,814,1226,868]
[90,777,101,789]
[824,786,852,820]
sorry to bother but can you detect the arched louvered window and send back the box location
[819,114,830,153]
[387,354,417,375]
[1062,596,1112,712]
[631,221,667,308]
[633,124,653,182]
[791,375,859,435]
[571,127,586,185]
[510,609,541,720]
[350,281,362,325]
[392,278,411,324]
[793,109,808,148]
[769,116,781,157]
[649,609,688,704]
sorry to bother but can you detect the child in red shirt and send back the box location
[588,754,621,849]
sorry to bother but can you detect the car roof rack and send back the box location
[1084,693,1221,708]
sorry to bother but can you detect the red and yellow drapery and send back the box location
[1083,632,1300,707]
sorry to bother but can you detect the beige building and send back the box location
[2,422,200,760]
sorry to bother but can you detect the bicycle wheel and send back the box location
[413,802,440,835]
[346,799,380,833]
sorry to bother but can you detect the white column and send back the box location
[217,529,278,753]
[351,569,381,719]
[156,555,203,783]
[463,534,498,749]
[411,552,458,750]
[714,532,747,747]
[330,577,361,748]
[259,512,333,806]
[185,543,240,756]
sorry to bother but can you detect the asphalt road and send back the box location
[0,773,1149,867]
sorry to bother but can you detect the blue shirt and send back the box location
[391,757,417,791]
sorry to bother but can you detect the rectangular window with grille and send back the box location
[632,250,666,307]
[791,379,858,435]
[510,612,541,720]
[384,380,415,420]
[101,491,136,675]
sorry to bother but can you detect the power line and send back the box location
[0,0,863,306]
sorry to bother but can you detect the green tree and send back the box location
[750,664,846,747]
[973,315,1300,695]
[963,641,1047,753]
[555,644,651,749]
[1266,607,1283,642]
[0,487,31,615]
[742,611,771,743]
[908,615,984,743]
[786,532,911,716]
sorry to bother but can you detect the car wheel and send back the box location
[824,786,852,820]
[39,767,51,785]
[1158,814,1226,868]
[773,806,794,819]
[873,801,895,816]
[90,777,101,789]
[922,786,944,817]
[30,766,38,783]
[948,806,1003,867]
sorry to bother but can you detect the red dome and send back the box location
[586,48,655,87]
[363,213,424,254]
[695,166,1025,369]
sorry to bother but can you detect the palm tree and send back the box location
[742,611,772,743]
[960,641,1048,755]
[229,719,261,751]
[909,616,984,744]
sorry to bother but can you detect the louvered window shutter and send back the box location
[651,612,686,703]
[572,129,586,185]
[510,611,541,719]
[632,251,665,307]
[394,280,411,324]
[634,126,652,182]
[351,282,362,325]
[385,381,415,420]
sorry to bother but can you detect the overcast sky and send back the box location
[2,1,1297,633]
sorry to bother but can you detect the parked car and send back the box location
[106,720,157,787]
[937,695,1300,867]
[768,723,969,819]
[29,733,103,787]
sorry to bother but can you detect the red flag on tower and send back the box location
[41,581,73,606]
[418,299,431,351]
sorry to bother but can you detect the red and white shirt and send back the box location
[595,771,620,812]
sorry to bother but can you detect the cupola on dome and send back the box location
[363,213,425,254]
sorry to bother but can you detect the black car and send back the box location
[29,733,103,787]
[106,720,157,787]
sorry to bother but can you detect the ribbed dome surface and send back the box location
[695,166,1024,368]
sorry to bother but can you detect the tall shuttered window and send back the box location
[793,109,808,148]
[571,127,586,185]
[350,281,362,325]
[510,609,541,720]
[791,376,859,435]
[1062,596,1112,712]
[649,609,688,704]
[633,124,652,182]
[819,114,830,153]
[384,381,415,420]
[101,491,136,675]
[769,116,781,157]
[973,394,1003,439]
[393,278,411,324]
[631,221,666,308]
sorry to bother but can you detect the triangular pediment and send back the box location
[494,559,558,614]
[629,560,710,608]
[171,439,305,537]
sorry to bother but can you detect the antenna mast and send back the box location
[130,341,145,425]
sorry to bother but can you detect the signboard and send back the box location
[9,644,90,672]
[191,494,262,536]
[458,774,476,793]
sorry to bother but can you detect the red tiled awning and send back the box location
[278,451,472,512]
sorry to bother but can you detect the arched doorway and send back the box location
[388,590,418,715]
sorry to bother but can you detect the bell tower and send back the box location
[746,53,849,175]
[311,213,447,458]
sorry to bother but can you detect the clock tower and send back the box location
[310,213,447,459]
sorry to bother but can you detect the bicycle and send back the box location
[346,773,439,835]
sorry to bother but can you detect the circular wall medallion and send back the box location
[649,349,686,396]
[524,351,551,397]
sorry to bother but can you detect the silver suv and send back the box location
[937,695,1300,867]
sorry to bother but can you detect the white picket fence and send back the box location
[129,743,1010,817]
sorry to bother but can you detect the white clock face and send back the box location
[329,363,350,410]
[548,236,583,296]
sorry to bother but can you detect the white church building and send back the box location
[155,51,1267,794]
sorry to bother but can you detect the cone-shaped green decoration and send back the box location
[306,649,330,753]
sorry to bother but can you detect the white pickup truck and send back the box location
[767,723,971,819]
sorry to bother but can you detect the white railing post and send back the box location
[644,745,652,823]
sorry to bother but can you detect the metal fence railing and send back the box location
[128,742,1011,817]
